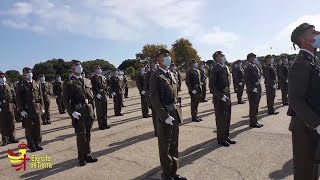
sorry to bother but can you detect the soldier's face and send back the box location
[301,28,320,46]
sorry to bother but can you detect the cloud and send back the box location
[1,0,239,45]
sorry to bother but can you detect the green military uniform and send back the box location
[110,73,123,116]
[63,74,96,162]
[145,68,157,136]
[185,64,202,122]
[279,59,289,105]
[289,23,320,180]
[150,68,182,180]
[199,67,207,102]
[244,54,263,128]
[16,73,44,151]
[209,61,232,145]
[40,81,52,125]
[264,57,278,114]
[0,81,18,146]
[136,70,149,118]
[91,73,109,130]
[177,70,182,92]
[123,75,129,98]
[53,80,65,114]
[233,61,245,104]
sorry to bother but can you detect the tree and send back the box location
[125,67,136,79]
[82,59,115,74]
[171,38,201,68]
[118,59,138,71]
[5,70,23,81]
[140,44,167,61]
[33,62,56,81]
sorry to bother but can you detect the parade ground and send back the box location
[0,82,293,180]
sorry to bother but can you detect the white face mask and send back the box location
[96,68,102,74]
[0,77,6,85]
[25,72,33,80]
[194,63,199,68]
[57,77,62,82]
[40,77,45,82]
[221,57,227,64]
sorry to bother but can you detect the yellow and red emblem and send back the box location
[7,142,31,171]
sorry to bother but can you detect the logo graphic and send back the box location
[8,142,52,171]
[7,142,30,171]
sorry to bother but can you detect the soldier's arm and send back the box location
[15,83,25,112]
[136,75,143,92]
[144,73,150,93]
[185,71,191,90]
[233,68,240,84]
[244,67,255,90]
[279,65,285,82]
[63,81,76,115]
[149,74,170,122]
[211,68,224,99]
[288,62,320,129]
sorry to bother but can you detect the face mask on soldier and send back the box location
[40,77,45,83]
[25,72,33,80]
[0,77,6,85]
[57,77,62,82]
[96,68,102,75]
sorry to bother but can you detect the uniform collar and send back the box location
[300,48,315,57]
[72,74,82,79]
[218,63,225,67]
[159,66,170,74]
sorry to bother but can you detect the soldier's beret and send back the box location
[291,23,314,46]
[22,67,32,73]
[247,53,256,59]
[265,55,272,60]
[70,60,81,67]
[155,48,170,58]
[212,51,223,59]
[0,71,4,76]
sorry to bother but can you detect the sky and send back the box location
[0,0,319,72]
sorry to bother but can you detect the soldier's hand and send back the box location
[192,90,197,94]
[72,111,81,120]
[55,95,58,98]
[316,125,320,134]
[0,108,2,112]
[239,82,243,86]
[141,90,146,95]
[112,92,117,97]
[21,111,28,117]
[253,88,258,93]
[165,116,175,126]
[273,84,277,89]
[221,95,229,102]
[200,82,204,85]
[97,94,102,99]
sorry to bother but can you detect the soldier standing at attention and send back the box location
[209,51,236,147]
[244,53,264,128]
[289,23,320,180]
[264,55,279,115]
[110,70,124,116]
[53,75,65,114]
[123,74,129,98]
[233,60,246,104]
[63,60,98,166]
[16,67,44,152]
[145,61,158,136]
[279,55,289,106]
[150,48,186,180]
[0,71,19,146]
[276,59,282,90]
[185,60,202,122]
[39,74,52,125]
[136,65,149,118]
[12,78,22,123]
[91,65,110,130]
[232,63,238,93]
[199,61,208,102]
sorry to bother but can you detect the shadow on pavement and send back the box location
[268,159,293,180]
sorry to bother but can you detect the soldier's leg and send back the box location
[119,94,123,113]
[224,97,232,139]
[141,95,147,117]
[151,106,157,136]
[76,115,91,161]
[85,115,94,154]
[283,84,288,104]
[157,120,175,178]
[113,96,117,115]
[95,99,104,129]
[7,109,16,142]
[248,92,258,125]
[237,85,244,103]
[195,94,200,118]
[102,100,108,127]
[0,112,9,145]
[41,109,47,125]
[46,101,51,123]
[169,123,179,177]
[213,100,224,142]
[56,97,61,113]
[143,95,149,116]
[24,117,35,149]
[125,88,128,98]
[60,96,65,113]
[190,94,197,120]
[32,114,42,147]
[292,122,318,180]
[266,87,273,113]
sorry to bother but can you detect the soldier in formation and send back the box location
[279,55,289,106]
[53,75,65,114]
[110,70,124,116]
[136,65,149,118]
[39,74,52,125]
[233,60,245,104]
[150,48,186,180]
[63,60,98,166]
[199,61,208,102]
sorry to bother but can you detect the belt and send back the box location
[165,103,178,112]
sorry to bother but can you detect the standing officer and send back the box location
[289,23,320,180]
[12,78,22,123]
[123,74,129,98]
[150,48,186,180]
[279,55,289,106]
[136,66,149,118]
[185,60,202,122]
[91,65,110,130]
[233,60,245,104]
[53,75,65,114]
[0,71,19,146]
[199,61,208,102]
[16,67,44,152]
[110,70,124,116]
[63,60,98,166]
[145,61,158,136]
[232,63,238,93]
[264,55,279,115]
[244,53,264,128]
[39,74,52,125]
[276,59,282,90]
[209,51,236,147]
